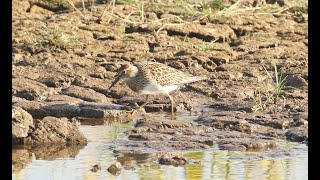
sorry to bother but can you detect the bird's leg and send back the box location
[137,95,149,110]
[126,95,149,115]
[167,93,175,120]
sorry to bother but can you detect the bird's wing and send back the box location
[136,62,205,86]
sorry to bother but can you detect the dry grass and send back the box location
[31,23,84,50]
[65,0,307,24]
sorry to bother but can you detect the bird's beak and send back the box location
[108,72,123,92]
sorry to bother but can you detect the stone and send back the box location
[12,106,34,139]
[107,162,122,176]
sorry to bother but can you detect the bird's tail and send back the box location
[194,76,207,81]
[184,75,207,84]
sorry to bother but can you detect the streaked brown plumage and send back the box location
[108,61,206,119]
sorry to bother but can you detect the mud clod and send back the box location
[61,85,110,103]
[12,106,34,139]
[13,78,57,101]
[218,138,277,151]
[21,117,87,145]
[90,164,102,173]
[158,156,188,166]
[285,127,308,144]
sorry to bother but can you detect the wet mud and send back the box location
[12,0,307,173]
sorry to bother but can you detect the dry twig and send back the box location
[66,0,87,20]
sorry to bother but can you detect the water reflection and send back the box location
[12,120,308,180]
[12,143,86,173]
[12,148,32,173]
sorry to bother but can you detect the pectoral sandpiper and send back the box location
[108,61,206,119]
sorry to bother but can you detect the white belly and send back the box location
[140,84,179,94]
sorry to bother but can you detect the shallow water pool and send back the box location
[12,118,308,180]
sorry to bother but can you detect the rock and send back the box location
[12,106,34,139]
[158,156,187,166]
[12,78,57,101]
[22,117,87,145]
[107,162,122,176]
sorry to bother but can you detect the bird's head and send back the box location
[108,63,138,91]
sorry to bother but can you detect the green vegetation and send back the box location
[274,65,288,99]
[254,62,288,112]
[254,88,272,112]
[32,25,84,50]
[136,1,145,21]
[192,42,214,51]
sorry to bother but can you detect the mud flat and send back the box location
[12,0,307,174]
